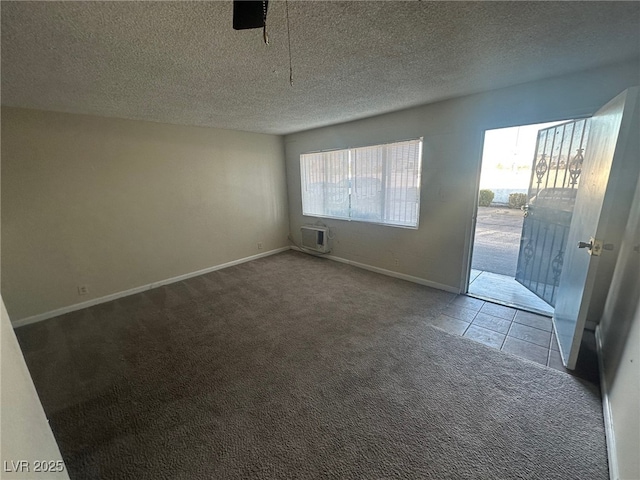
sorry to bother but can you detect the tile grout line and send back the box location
[509,320,553,347]
[461,309,479,336]
[500,320,514,350]
[448,298,554,362]
[507,332,552,349]
[512,312,554,333]
[470,321,510,336]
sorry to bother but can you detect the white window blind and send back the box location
[300,138,422,228]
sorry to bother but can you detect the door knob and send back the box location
[578,237,603,256]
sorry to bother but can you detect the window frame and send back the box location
[300,138,423,229]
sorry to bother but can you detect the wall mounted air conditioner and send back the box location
[300,226,330,253]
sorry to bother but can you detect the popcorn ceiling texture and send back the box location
[1,1,639,134]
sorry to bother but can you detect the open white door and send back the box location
[554,87,640,369]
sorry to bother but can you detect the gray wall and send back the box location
[598,173,640,480]
[284,60,640,294]
[1,108,289,321]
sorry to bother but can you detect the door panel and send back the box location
[515,119,589,306]
[554,87,640,369]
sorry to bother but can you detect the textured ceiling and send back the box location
[2,1,639,134]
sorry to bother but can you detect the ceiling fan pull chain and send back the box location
[262,0,269,45]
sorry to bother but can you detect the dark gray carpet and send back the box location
[16,251,607,479]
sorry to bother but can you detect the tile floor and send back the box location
[434,294,564,371]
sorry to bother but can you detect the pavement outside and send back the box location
[472,206,524,277]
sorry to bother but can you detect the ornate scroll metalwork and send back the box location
[523,240,535,266]
[535,154,548,185]
[568,148,584,185]
[551,250,564,286]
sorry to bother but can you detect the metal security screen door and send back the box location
[515,119,590,306]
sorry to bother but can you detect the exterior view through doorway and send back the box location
[468,120,589,317]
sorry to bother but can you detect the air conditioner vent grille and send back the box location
[300,226,330,253]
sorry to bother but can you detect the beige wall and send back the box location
[1,124,68,477]
[284,60,640,293]
[1,108,289,321]
[599,173,640,480]
[1,296,69,479]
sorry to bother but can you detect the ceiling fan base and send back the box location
[233,1,268,30]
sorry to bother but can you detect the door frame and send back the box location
[463,117,590,297]
[460,130,486,294]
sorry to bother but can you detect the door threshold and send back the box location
[465,292,552,318]
[468,270,554,317]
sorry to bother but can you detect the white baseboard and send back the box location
[595,326,619,480]
[11,247,290,328]
[14,246,459,328]
[291,246,460,294]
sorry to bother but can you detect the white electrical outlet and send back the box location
[257,242,263,250]
[77,285,89,296]
[394,259,399,266]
